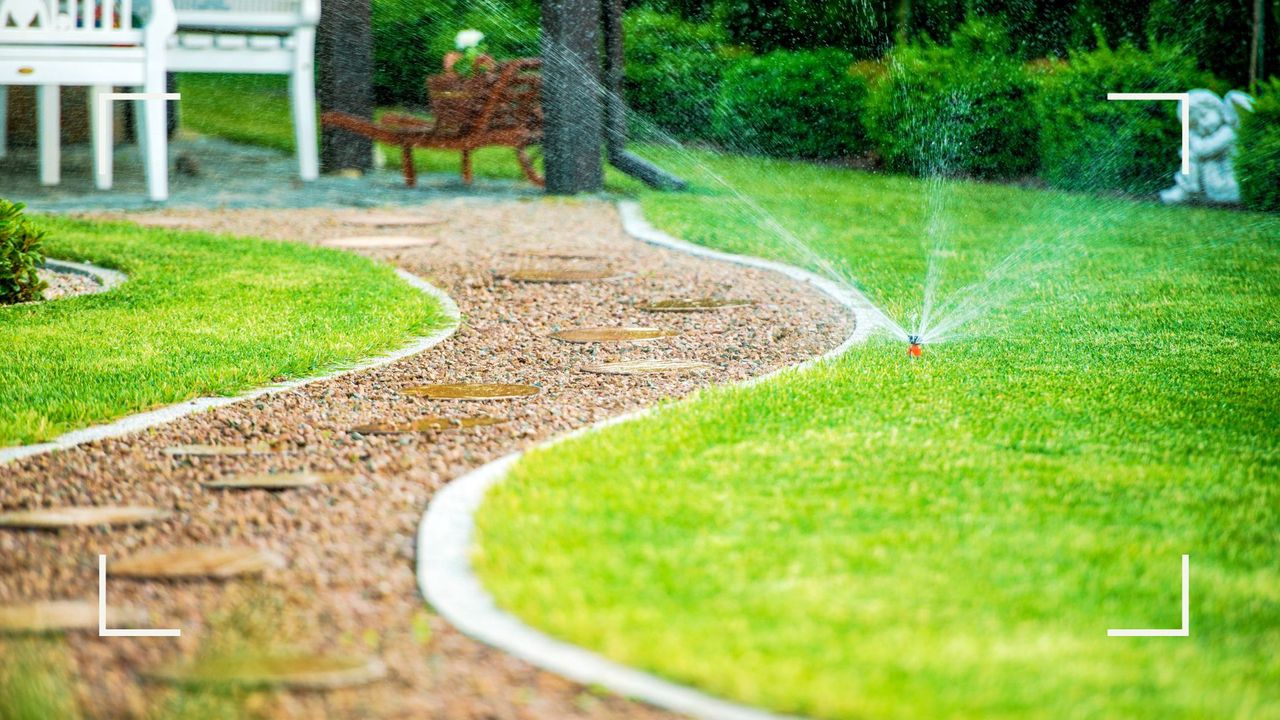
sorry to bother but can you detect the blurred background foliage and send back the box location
[364,0,1277,206]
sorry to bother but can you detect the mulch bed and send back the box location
[0,198,852,719]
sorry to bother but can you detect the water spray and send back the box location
[907,335,923,358]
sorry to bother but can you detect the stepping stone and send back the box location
[323,235,436,250]
[402,383,539,400]
[143,654,386,690]
[551,327,679,344]
[352,415,507,434]
[0,600,147,634]
[506,250,605,261]
[581,359,714,376]
[637,298,755,312]
[201,471,345,490]
[163,443,273,457]
[0,506,169,530]
[498,268,621,283]
[338,212,444,227]
[112,546,285,580]
[132,216,207,228]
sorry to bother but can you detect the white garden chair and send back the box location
[167,0,320,181]
[0,0,176,200]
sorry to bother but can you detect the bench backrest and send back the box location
[0,0,174,44]
[172,0,316,32]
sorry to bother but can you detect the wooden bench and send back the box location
[321,57,543,187]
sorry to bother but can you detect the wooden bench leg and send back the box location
[401,145,416,187]
[516,146,544,187]
[461,149,473,185]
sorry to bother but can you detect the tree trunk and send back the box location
[318,0,373,172]
[541,0,604,194]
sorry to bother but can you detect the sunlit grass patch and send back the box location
[475,151,1280,719]
[0,216,447,446]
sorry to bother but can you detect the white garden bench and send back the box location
[0,0,177,200]
[167,0,319,180]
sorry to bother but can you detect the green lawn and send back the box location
[474,150,1280,719]
[0,217,449,446]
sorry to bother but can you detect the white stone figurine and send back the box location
[1160,89,1254,205]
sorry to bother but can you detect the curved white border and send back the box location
[416,201,890,720]
[0,268,460,466]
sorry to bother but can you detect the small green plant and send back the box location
[0,639,81,720]
[0,199,47,305]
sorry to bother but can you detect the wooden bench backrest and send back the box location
[427,58,542,140]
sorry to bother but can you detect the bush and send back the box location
[1237,79,1280,213]
[0,200,47,305]
[864,19,1038,179]
[623,9,737,140]
[1034,41,1213,194]
[372,0,539,107]
[714,0,894,58]
[713,49,871,159]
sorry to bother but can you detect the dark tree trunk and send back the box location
[318,0,373,172]
[541,0,604,194]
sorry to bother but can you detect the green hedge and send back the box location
[0,200,46,305]
[1034,42,1212,194]
[1238,79,1280,212]
[713,49,870,159]
[623,9,737,140]
[865,20,1038,179]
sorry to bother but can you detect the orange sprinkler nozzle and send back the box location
[908,335,922,358]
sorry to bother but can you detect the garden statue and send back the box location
[1160,89,1254,204]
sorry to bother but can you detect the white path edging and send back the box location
[416,200,890,720]
[0,268,460,466]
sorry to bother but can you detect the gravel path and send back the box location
[0,198,852,719]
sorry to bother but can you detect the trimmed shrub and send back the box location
[1034,41,1213,194]
[623,9,737,140]
[714,0,894,59]
[713,49,871,159]
[864,19,1038,179]
[1237,79,1280,213]
[0,200,47,305]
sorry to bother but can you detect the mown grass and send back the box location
[0,216,447,446]
[474,150,1280,719]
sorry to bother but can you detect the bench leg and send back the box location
[89,85,113,190]
[0,85,7,159]
[461,149,473,185]
[516,146,544,187]
[291,27,320,181]
[37,85,61,186]
[401,146,416,187]
[140,90,169,202]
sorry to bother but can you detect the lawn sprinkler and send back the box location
[907,335,923,358]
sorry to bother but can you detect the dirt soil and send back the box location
[0,198,852,719]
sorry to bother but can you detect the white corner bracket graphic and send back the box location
[1106,92,1190,175]
[1107,554,1190,637]
[94,92,181,187]
[99,554,180,637]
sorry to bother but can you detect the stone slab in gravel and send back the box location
[202,472,347,490]
[402,383,541,400]
[0,601,147,634]
[324,235,438,249]
[337,212,446,227]
[353,416,508,435]
[111,547,286,579]
[551,327,679,343]
[500,267,623,283]
[162,443,273,457]
[638,297,755,312]
[143,654,388,690]
[0,198,852,719]
[581,359,716,375]
[0,506,169,529]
